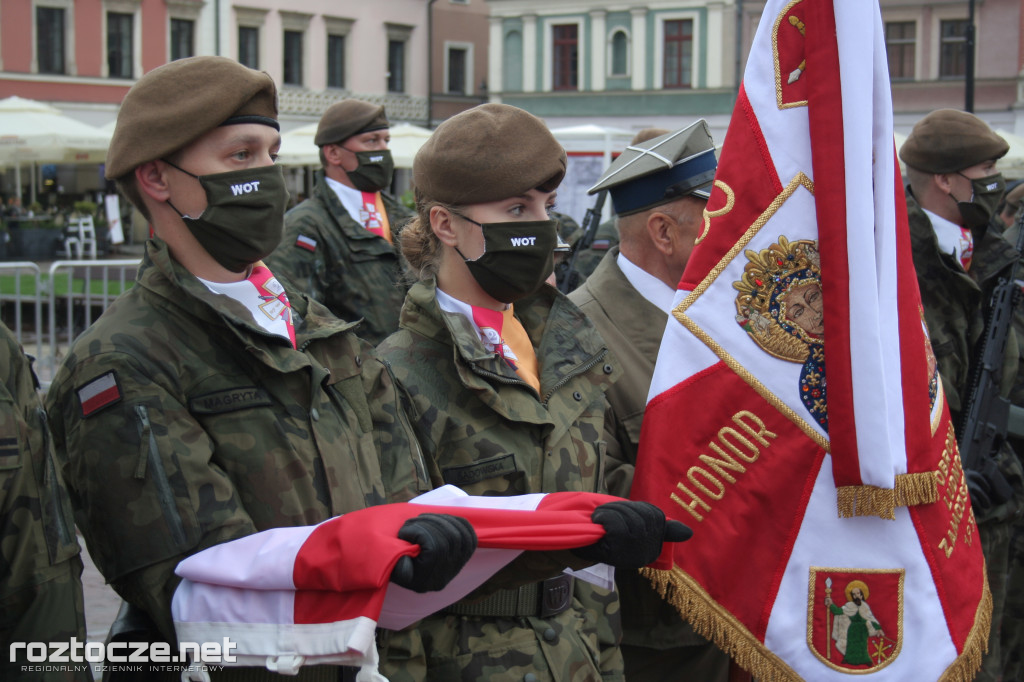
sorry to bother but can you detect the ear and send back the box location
[134,161,172,203]
[322,144,345,167]
[430,205,458,247]
[646,211,675,257]
[934,172,954,194]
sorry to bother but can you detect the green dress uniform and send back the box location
[44,240,429,672]
[1,322,90,682]
[907,189,1024,682]
[569,248,731,682]
[376,279,627,682]
[266,171,414,345]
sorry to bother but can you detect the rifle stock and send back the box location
[558,190,608,294]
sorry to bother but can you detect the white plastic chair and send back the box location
[63,216,98,259]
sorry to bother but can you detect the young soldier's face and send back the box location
[164,123,281,218]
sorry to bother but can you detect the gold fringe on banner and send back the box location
[938,571,992,682]
[644,562,991,682]
[836,472,939,519]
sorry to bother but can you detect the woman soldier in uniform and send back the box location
[376,103,688,681]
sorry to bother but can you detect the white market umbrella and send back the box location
[388,123,433,168]
[0,96,110,164]
[995,129,1024,180]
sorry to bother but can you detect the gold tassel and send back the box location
[836,485,896,519]
[938,572,992,682]
[642,567,802,681]
[895,471,938,506]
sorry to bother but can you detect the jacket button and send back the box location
[573,391,582,401]
[355,355,362,366]
[542,627,557,642]
[310,408,320,421]
[603,364,613,374]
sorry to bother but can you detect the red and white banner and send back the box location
[631,1,989,679]
[172,487,617,680]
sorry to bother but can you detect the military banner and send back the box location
[630,0,990,679]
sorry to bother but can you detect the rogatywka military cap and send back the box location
[105,56,278,179]
[898,109,1008,174]
[589,120,717,216]
[413,103,566,206]
[314,100,389,147]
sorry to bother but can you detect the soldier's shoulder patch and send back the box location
[591,239,611,251]
[77,371,122,418]
[295,235,317,252]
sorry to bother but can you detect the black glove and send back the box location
[965,458,1014,516]
[571,501,692,569]
[390,513,477,593]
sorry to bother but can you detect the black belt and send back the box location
[445,574,574,618]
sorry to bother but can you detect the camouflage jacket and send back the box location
[1,322,88,680]
[376,279,626,682]
[266,171,413,346]
[569,250,723,657]
[45,239,429,640]
[907,189,1021,416]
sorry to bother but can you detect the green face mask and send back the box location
[953,172,1005,229]
[345,149,395,192]
[454,216,558,304]
[165,162,289,273]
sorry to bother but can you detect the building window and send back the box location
[107,12,133,79]
[884,21,915,80]
[388,39,406,92]
[663,19,693,88]
[552,24,578,91]
[609,29,628,77]
[939,19,968,78]
[170,18,195,62]
[447,47,467,94]
[503,30,523,92]
[37,6,66,74]
[239,26,259,69]
[283,30,303,85]
[327,34,346,88]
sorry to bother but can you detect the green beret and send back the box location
[898,109,1008,173]
[413,103,566,205]
[314,100,389,146]
[105,56,277,179]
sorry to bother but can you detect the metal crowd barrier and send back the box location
[0,259,142,386]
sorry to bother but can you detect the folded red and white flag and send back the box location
[172,486,618,680]
[631,0,989,680]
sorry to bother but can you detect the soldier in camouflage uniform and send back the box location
[376,103,689,682]
[44,57,475,682]
[1,321,90,682]
[569,122,732,682]
[899,109,1024,682]
[266,100,414,345]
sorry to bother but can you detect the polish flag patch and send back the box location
[296,235,317,252]
[77,371,122,417]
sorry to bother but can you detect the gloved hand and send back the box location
[571,501,692,569]
[390,513,478,593]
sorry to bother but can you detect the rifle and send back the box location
[557,190,608,294]
[957,206,1024,512]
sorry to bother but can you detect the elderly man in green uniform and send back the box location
[1,321,90,682]
[44,56,476,681]
[899,108,1024,682]
[569,122,732,681]
[267,100,414,345]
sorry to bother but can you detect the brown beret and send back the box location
[105,56,277,179]
[314,100,389,146]
[898,109,1008,174]
[413,103,566,205]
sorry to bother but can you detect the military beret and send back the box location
[314,100,389,146]
[590,120,717,216]
[1005,181,1024,211]
[898,109,1008,174]
[105,56,278,179]
[413,103,566,206]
